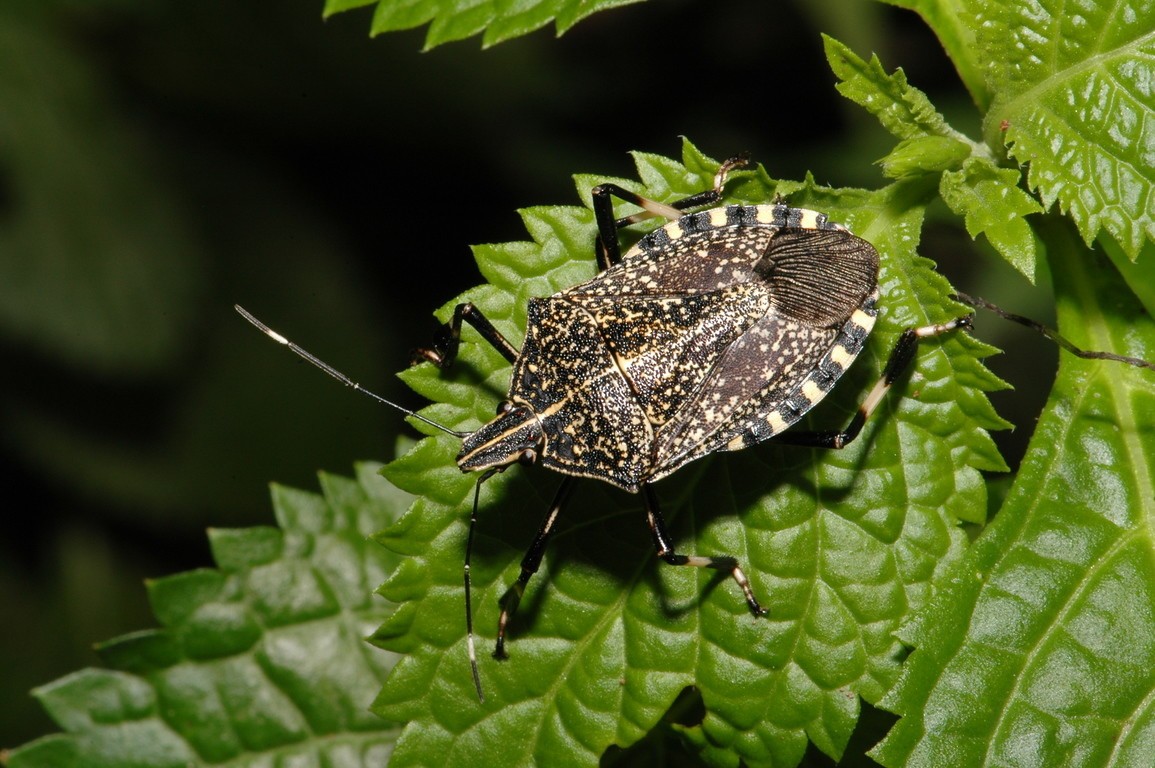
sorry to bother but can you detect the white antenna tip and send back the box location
[235,304,289,345]
[265,328,290,345]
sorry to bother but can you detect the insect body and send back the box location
[238,156,974,699]
[457,204,882,491]
[409,160,972,687]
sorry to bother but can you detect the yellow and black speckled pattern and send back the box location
[510,297,653,489]
[506,203,879,492]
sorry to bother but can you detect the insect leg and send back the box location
[954,291,1155,371]
[493,477,577,661]
[411,302,520,367]
[776,315,974,449]
[642,484,767,618]
[592,154,749,270]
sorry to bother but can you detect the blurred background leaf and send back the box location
[7,464,406,767]
[0,0,1056,753]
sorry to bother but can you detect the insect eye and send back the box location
[496,400,515,415]
[518,449,538,466]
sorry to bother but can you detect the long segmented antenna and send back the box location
[952,293,1155,372]
[464,469,500,702]
[234,305,466,438]
[238,304,494,699]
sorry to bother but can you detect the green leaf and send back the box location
[825,33,1047,282]
[371,142,1007,766]
[871,219,1155,768]
[938,157,1044,282]
[879,136,971,179]
[823,35,975,147]
[975,0,1155,258]
[8,464,406,768]
[323,0,645,49]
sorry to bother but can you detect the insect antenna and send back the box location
[952,292,1155,371]
[464,469,499,702]
[234,305,467,438]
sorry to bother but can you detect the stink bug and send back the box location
[237,156,977,699]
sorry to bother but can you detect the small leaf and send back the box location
[939,157,1044,282]
[372,143,1007,766]
[872,220,1155,768]
[8,465,405,768]
[825,33,1047,281]
[975,0,1155,257]
[325,0,646,49]
[879,135,971,179]
[823,35,970,145]
[323,0,376,15]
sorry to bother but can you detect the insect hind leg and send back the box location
[642,485,767,617]
[775,314,974,449]
[592,153,749,270]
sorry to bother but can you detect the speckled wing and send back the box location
[570,285,772,428]
[649,226,880,480]
[577,221,777,299]
[513,285,772,492]
[513,204,879,490]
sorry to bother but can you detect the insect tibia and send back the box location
[952,292,1155,371]
[660,552,768,618]
[643,485,768,618]
[493,582,524,661]
[713,152,751,191]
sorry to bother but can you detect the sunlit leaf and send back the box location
[939,157,1043,282]
[823,35,970,145]
[872,221,1155,768]
[974,0,1155,257]
[322,0,646,49]
[824,35,1042,282]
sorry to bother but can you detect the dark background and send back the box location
[0,0,1050,750]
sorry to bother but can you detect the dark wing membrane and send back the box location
[756,228,879,327]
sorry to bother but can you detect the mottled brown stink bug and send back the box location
[236,156,975,699]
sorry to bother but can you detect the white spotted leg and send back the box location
[642,484,767,618]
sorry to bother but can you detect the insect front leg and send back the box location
[642,484,767,618]
[411,302,520,367]
[592,153,749,270]
[776,315,974,449]
[492,477,577,660]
